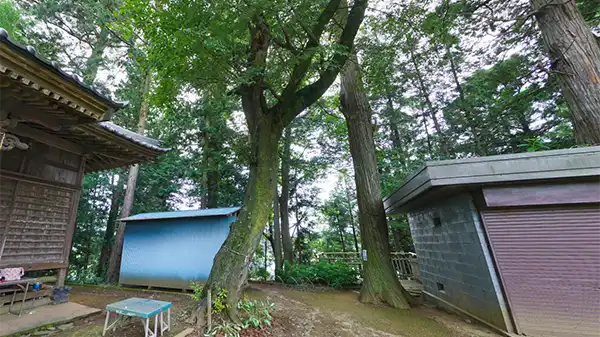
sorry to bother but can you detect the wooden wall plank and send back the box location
[58,155,86,286]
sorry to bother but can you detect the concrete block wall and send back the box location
[407,193,508,330]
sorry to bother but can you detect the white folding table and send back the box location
[103,297,171,337]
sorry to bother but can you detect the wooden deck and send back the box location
[400,279,423,297]
[0,302,100,336]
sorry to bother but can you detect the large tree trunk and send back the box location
[193,0,367,325]
[531,0,600,145]
[279,127,294,264]
[272,185,283,278]
[340,53,410,309]
[194,116,282,324]
[97,172,124,278]
[106,70,152,283]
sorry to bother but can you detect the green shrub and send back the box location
[206,298,275,337]
[279,261,358,288]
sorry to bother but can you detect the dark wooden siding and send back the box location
[0,136,82,269]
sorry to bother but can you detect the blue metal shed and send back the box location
[119,207,240,289]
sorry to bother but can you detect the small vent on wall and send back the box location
[437,282,445,293]
[432,213,442,227]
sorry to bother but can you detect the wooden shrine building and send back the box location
[0,28,168,286]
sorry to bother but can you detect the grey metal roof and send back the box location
[97,122,169,152]
[121,207,242,222]
[384,146,600,213]
[0,27,128,110]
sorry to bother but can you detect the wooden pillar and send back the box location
[57,155,86,288]
[56,268,67,287]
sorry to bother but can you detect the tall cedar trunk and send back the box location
[273,184,283,278]
[83,26,110,85]
[340,54,410,309]
[106,70,152,283]
[279,128,294,264]
[531,0,600,145]
[97,173,124,277]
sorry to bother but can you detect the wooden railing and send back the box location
[317,251,419,281]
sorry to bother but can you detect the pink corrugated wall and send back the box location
[482,206,600,337]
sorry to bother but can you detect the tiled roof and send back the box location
[98,122,169,152]
[0,27,128,111]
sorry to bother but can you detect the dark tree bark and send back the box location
[279,127,294,264]
[340,53,410,309]
[336,213,347,251]
[201,114,220,208]
[531,0,600,145]
[97,173,124,278]
[273,184,283,278]
[344,182,360,253]
[192,1,367,325]
[107,70,152,283]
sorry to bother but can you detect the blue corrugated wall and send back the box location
[119,215,234,288]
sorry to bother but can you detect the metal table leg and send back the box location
[154,314,158,337]
[9,288,17,313]
[102,311,110,336]
[18,282,29,316]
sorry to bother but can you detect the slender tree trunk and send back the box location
[445,44,485,155]
[531,0,600,145]
[340,53,410,309]
[344,183,360,252]
[279,127,294,264]
[202,114,220,208]
[106,70,152,283]
[336,213,347,252]
[409,49,451,157]
[97,172,124,278]
[273,185,283,278]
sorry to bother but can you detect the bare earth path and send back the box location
[36,284,500,337]
[247,283,500,337]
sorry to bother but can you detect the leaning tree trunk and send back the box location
[279,127,294,264]
[106,70,152,283]
[340,53,410,309]
[193,116,282,325]
[192,0,367,325]
[531,0,600,144]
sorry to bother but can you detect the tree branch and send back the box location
[277,0,344,105]
[282,0,368,125]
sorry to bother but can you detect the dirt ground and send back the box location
[24,283,500,337]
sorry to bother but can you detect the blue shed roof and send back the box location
[121,207,241,222]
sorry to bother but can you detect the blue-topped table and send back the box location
[103,298,171,337]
